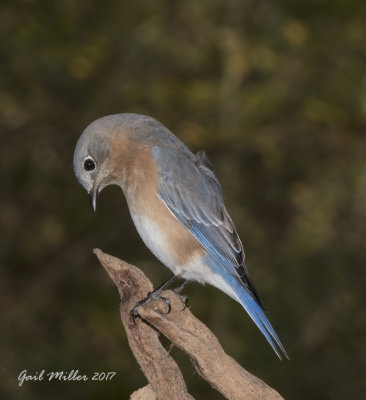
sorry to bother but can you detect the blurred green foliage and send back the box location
[1,0,365,399]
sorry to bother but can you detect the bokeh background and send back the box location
[1,0,365,399]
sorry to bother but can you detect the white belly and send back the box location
[130,213,236,299]
[131,213,182,274]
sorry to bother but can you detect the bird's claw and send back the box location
[130,299,145,325]
[173,281,189,310]
[130,291,172,323]
[173,290,189,310]
[158,294,172,314]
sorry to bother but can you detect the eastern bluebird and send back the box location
[73,113,288,359]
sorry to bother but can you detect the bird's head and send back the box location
[73,116,118,211]
[74,113,167,211]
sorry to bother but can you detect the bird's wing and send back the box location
[152,145,264,308]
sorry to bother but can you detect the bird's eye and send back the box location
[83,158,96,172]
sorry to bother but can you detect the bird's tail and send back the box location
[203,253,288,359]
[232,279,289,360]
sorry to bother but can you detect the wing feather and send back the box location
[152,145,264,308]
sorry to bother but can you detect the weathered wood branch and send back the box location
[93,248,284,400]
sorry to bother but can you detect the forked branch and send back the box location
[93,248,284,400]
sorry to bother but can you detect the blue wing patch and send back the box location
[152,145,288,359]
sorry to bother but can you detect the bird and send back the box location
[73,113,288,359]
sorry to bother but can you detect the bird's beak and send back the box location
[89,186,99,212]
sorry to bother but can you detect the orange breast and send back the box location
[125,147,203,267]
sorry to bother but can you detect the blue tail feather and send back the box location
[204,254,289,359]
[236,284,287,359]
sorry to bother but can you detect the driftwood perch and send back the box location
[93,248,284,400]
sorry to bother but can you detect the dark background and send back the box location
[1,1,365,399]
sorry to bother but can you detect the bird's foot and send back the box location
[173,280,189,310]
[130,290,172,324]
[173,289,189,310]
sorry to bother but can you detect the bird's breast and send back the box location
[130,212,181,274]
[121,146,203,274]
[128,190,202,270]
